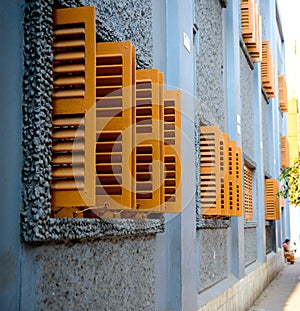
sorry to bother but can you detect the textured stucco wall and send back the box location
[262,95,270,175]
[22,0,161,242]
[244,227,257,267]
[198,228,228,292]
[195,0,225,223]
[240,49,255,161]
[266,224,273,254]
[22,235,156,311]
[195,0,225,130]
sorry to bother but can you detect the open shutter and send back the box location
[51,6,96,217]
[135,69,163,211]
[244,165,253,221]
[241,1,262,62]
[200,126,222,216]
[261,41,276,98]
[163,90,182,212]
[228,140,237,216]
[95,41,136,211]
[265,178,280,220]
[278,75,288,112]
[280,136,290,169]
[220,134,230,216]
[233,147,243,216]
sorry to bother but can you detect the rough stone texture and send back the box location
[240,49,255,162]
[266,224,273,254]
[262,95,271,176]
[56,0,153,69]
[199,228,228,292]
[24,235,156,311]
[22,0,161,242]
[195,0,225,223]
[244,227,257,267]
[195,0,225,131]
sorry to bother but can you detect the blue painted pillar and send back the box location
[253,61,267,262]
[225,0,245,279]
[154,0,197,310]
[0,0,24,309]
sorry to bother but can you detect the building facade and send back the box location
[0,0,291,310]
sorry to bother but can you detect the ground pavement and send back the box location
[250,254,300,311]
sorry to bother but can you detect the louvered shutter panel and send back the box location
[244,165,253,221]
[278,75,288,112]
[228,140,237,216]
[261,41,276,98]
[265,178,280,220]
[95,41,136,211]
[233,147,243,216]
[51,6,96,216]
[163,90,182,212]
[200,126,222,216]
[220,134,230,216]
[135,69,163,211]
[241,1,262,62]
[280,136,290,169]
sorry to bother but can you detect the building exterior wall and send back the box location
[0,0,290,310]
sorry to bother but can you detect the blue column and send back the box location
[253,62,267,262]
[225,0,245,279]
[154,0,197,310]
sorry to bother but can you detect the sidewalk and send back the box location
[250,255,300,311]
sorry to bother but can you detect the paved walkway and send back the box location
[250,255,300,311]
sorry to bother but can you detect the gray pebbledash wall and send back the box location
[21,235,156,311]
[21,0,160,309]
[198,227,228,292]
[195,0,226,131]
[244,226,257,267]
[240,49,255,162]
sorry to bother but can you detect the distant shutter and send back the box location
[265,178,280,220]
[51,6,96,216]
[278,75,288,112]
[200,126,222,216]
[261,41,276,98]
[95,41,136,211]
[135,69,163,211]
[280,136,290,169]
[163,90,182,212]
[241,1,262,62]
[233,147,243,216]
[244,165,253,221]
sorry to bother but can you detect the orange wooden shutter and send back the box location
[280,136,290,169]
[200,126,222,216]
[95,41,136,211]
[51,6,96,217]
[227,140,237,216]
[220,134,230,216]
[265,178,280,220]
[261,41,276,98]
[233,147,243,216]
[244,165,253,221]
[163,90,182,212]
[278,75,288,112]
[135,69,163,211]
[241,1,262,62]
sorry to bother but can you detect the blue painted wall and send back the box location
[0,0,24,309]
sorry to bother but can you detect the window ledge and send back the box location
[197,218,231,229]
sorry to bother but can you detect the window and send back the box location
[200,126,242,217]
[280,136,290,169]
[51,6,182,218]
[265,178,280,220]
[261,41,276,98]
[241,0,262,62]
[278,75,288,112]
[244,165,253,221]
